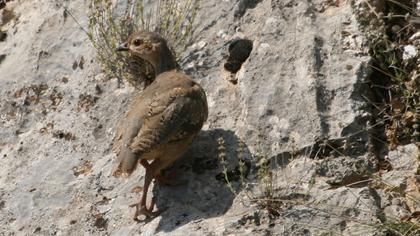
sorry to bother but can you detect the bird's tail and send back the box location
[112,148,140,177]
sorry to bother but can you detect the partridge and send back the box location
[112,31,208,220]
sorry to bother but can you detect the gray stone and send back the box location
[316,155,377,187]
[386,144,418,171]
[0,0,393,235]
[381,171,407,191]
[403,45,417,60]
[383,198,412,219]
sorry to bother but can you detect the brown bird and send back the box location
[112,31,208,220]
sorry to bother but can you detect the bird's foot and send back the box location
[129,197,160,221]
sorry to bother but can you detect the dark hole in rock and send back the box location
[78,56,85,69]
[0,54,6,64]
[38,51,48,58]
[62,9,67,18]
[0,30,6,41]
[94,214,108,229]
[224,38,253,74]
[52,130,75,141]
[234,0,263,18]
[0,0,12,10]
[1,8,15,26]
[95,84,102,94]
[72,60,78,70]
[33,227,41,233]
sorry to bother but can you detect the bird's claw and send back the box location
[129,197,160,221]
[130,204,156,221]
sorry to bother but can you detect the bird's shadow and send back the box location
[151,128,251,233]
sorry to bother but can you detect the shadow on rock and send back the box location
[153,128,251,233]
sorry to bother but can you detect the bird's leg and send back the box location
[139,160,158,212]
[130,166,158,220]
[140,159,150,168]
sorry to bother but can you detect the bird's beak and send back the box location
[116,42,129,52]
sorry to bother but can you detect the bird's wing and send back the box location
[130,85,203,154]
[112,96,146,155]
[112,77,170,155]
[112,72,207,176]
[111,92,150,176]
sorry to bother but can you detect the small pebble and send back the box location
[403,45,417,60]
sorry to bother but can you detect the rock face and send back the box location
[0,0,418,235]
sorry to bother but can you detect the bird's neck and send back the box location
[147,46,177,76]
[153,57,177,76]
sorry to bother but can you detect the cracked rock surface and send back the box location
[0,0,418,235]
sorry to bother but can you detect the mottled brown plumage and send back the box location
[112,31,208,220]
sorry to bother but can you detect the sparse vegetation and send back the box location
[217,137,237,195]
[87,0,200,88]
[384,220,420,236]
[353,0,419,150]
[353,1,420,232]
[217,1,419,234]
[218,135,305,216]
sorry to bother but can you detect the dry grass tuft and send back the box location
[87,0,200,88]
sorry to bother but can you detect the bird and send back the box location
[112,31,208,220]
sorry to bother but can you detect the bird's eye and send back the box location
[133,39,143,46]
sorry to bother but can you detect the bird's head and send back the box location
[116,31,176,75]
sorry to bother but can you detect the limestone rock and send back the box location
[0,0,412,235]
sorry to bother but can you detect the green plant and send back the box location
[217,137,237,195]
[87,0,200,88]
[218,134,307,216]
[382,219,420,236]
[353,0,419,149]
